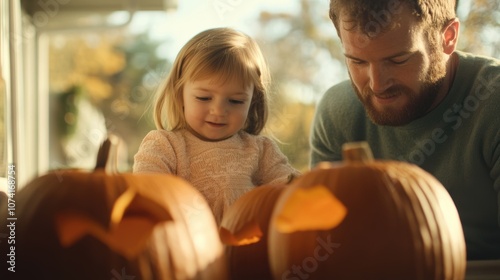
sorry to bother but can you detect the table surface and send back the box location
[465,259,500,279]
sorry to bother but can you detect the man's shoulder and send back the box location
[456,50,500,65]
[455,51,500,106]
[456,51,500,80]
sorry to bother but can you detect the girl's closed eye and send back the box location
[196,96,211,101]
[229,99,245,105]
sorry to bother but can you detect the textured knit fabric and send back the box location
[310,51,500,260]
[134,129,300,225]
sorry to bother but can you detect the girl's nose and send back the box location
[210,101,227,116]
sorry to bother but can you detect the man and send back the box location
[310,0,500,260]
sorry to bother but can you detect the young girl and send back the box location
[133,27,300,225]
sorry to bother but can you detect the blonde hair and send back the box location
[154,27,271,135]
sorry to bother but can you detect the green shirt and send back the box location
[310,51,500,260]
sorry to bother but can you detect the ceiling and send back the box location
[21,0,177,15]
[20,0,177,30]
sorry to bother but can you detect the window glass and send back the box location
[46,0,499,173]
[47,0,342,172]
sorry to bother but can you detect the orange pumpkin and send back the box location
[0,136,228,280]
[267,142,466,280]
[219,184,287,280]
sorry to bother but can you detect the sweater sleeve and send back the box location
[256,137,301,186]
[133,130,177,174]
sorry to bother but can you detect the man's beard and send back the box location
[352,53,447,126]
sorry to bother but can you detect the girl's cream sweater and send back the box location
[133,129,299,224]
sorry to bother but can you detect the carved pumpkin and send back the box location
[0,136,228,280]
[219,184,287,280]
[267,142,466,280]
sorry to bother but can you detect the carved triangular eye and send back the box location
[55,188,172,259]
[274,185,347,233]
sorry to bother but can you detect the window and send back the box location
[44,0,344,173]
[1,0,498,190]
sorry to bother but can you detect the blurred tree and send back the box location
[254,0,345,171]
[256,0,345,100]
[458,0,500,57]
[103,32,170,169]
[49,31,169,171]
[49,34,126,169]
[49,34,126,101]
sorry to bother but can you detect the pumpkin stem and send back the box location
[95,134,120,173]
[342,141,374,163]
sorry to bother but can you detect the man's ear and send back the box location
[442,18,460,54]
